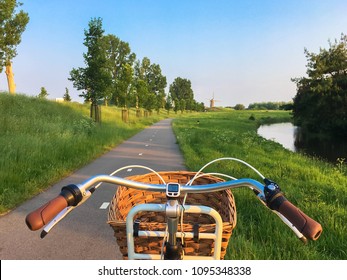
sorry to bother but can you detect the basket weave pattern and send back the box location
[107,171,237,259]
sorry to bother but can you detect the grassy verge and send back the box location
[0,93,167,213]
[172,110,347,260]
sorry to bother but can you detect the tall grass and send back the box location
[172,110,347,260]
[0,93,167,213]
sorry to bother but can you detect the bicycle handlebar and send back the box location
[25,174,322,241]
[26,184,83,231]
[278,199,322,240]
[26,195,68,231]
[263,178,322,240]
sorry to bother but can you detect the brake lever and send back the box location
[40,189,93,238]
[273,210,307,244]
[40,206,74,238]
[255,194,308,243]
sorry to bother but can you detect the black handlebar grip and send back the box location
[277,199,322,240]
[25,195,68,231]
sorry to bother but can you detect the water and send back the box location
[257,123,347,163]
[257,123,297,152]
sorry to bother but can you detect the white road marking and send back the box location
[127,168,132,172]
[99,202,110,209]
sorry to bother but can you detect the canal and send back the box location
[257,123,347,163]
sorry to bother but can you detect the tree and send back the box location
[133,78,149,109]
[69,18,111,122]
[179,99,186,113]
[195,101,205,112]
[100,34,136,106]
[165,94,173,113]
[292,34,347,137]
[169,77,194,111]
[149,64,166,113]
[0,0,29,94]
[173,97,179,113]
[134,57,167,112]
[234,104,245,110]
[168,77,205,112]
[116,63,135,108]
[37,87,48,99]
[134,58,148,109]
[147,63,167,96]
[63,87,71,102]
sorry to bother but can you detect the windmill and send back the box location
[208,93,221,108]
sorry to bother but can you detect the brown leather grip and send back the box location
[278,200,322,240]
[25,195,68,231]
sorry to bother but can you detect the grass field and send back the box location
[0,93,167,213]
[172,110,347,260]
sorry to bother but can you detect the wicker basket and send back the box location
[107,171,237,259]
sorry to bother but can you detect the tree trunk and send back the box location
[90,103,101,123]
[122,109,128,123]
[5,62,16,94]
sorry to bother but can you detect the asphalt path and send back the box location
[0,118,186,259]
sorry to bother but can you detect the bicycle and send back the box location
[25,157,322,260]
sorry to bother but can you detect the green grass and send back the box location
[0,93,167,213]
[172,110,347,260]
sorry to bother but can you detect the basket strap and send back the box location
[133,219,140,237]
[193,223,200,242]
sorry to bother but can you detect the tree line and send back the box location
[292,34,347,137]
[247,101,293,110]
[231,101,293,111]
[69,18,204,121]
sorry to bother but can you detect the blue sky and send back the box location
[1,0,347,106]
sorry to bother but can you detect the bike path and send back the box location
[0,118,186,259]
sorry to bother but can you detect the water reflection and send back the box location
[257,123,347,163]
[257,123,297,152]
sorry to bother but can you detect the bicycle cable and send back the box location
[93,164,167,190]
[188,157,265,187]
[179,158,262,244]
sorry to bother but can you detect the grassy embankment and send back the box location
[173,110,347,260]
[0,93,167,213]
